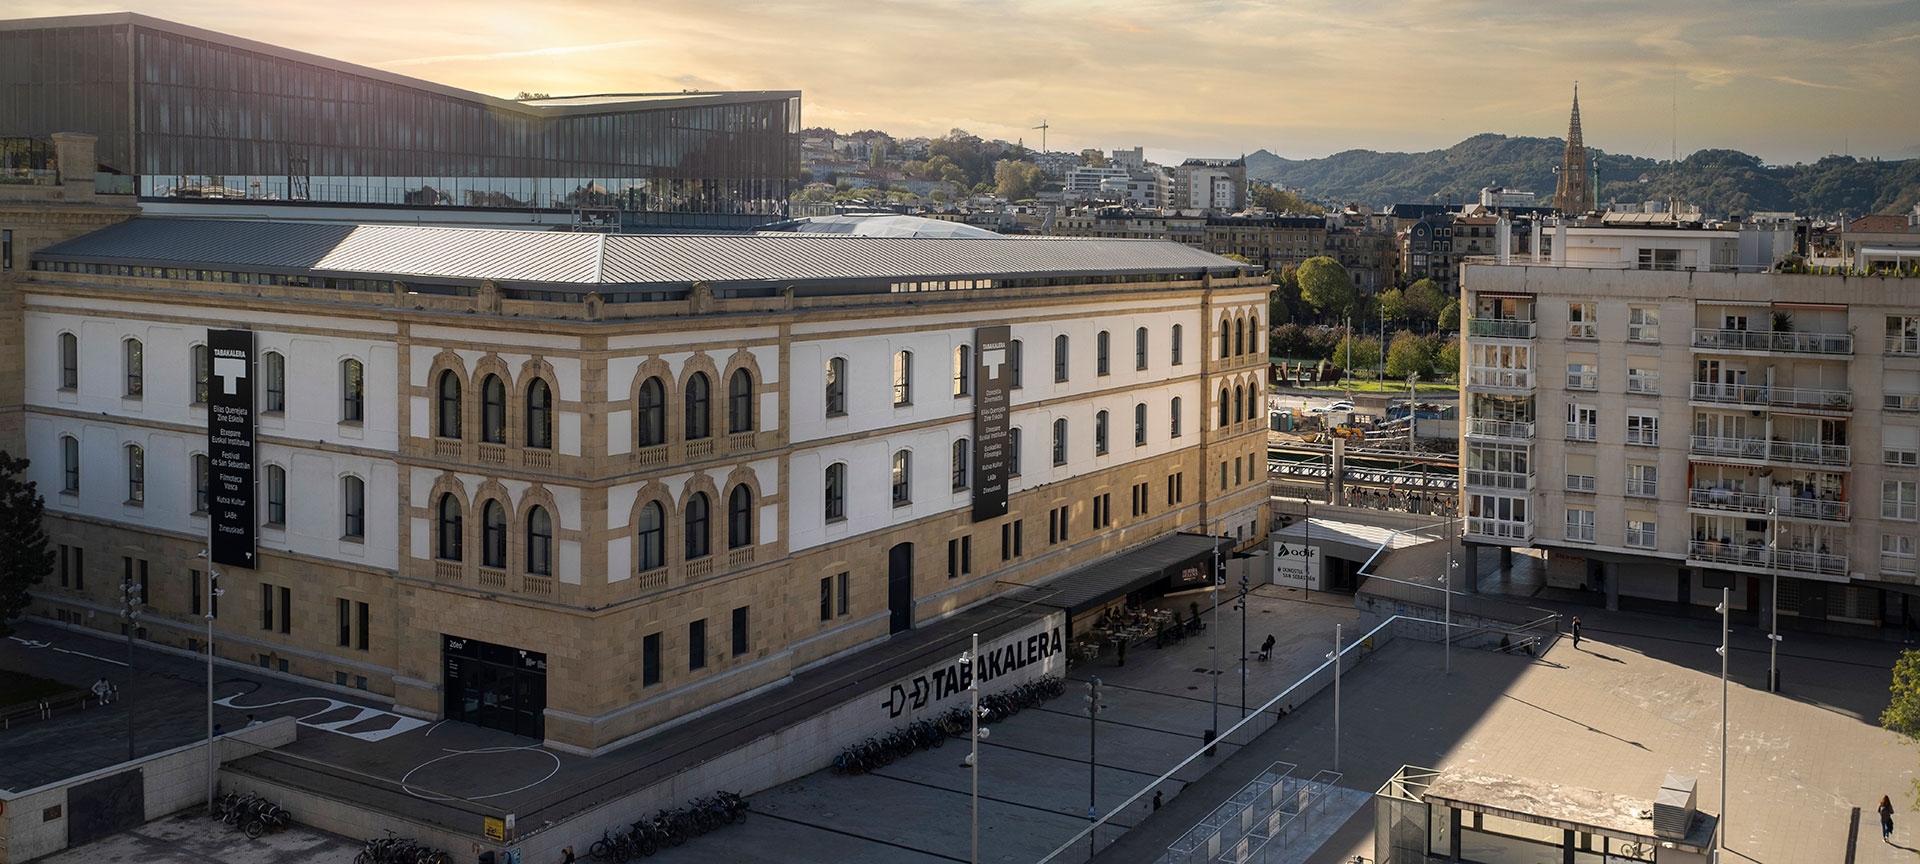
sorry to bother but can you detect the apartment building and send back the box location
[1460,224,1919,633]
[17,217,1272,754]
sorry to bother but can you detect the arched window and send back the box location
[685,372,711,440]
[953,344,973,397]
[824,463,847,522]
[952,438,970,489]
[1249,314,1261,354]
[58,332,77,389]
[1009,339,1024,388]
[636,501,665,572]
[1170,397,1183,438]
[526,506,553,575]
[1094,410,1110,455]
[1218,387,1230,428]
[1218,320,1231,359]
[126,444,144,503]
[636,376,665,447]
[891,450,912,506]
[526,379,553,449]
[728,369,753,434]
[1235,318,1246,356]
[1135,327,1148,371]
[1235,384,1245,423]
[482,500,507,568]
[437,493,463,561]
[1134,403,1148,446]
[341,359,364,422]
[1009,427,1023,476]
[1096,330,1111,376]
[825,357,847,416]
[60,435,78,492]
[436,369,462,438]
[1053,334,1070,382]
[192,453,209,512]
[1052,418,1069,465]
[124,338,143,396]
[342,475,365,539]
[480,374,506,444]
[892,351,913,406]
[263,351,286,413]
[728,485,753,549]
[685,492,710,559]
[1171,324,1184,366]
[265,464,286,525]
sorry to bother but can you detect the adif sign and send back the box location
[1271,540,1322,590]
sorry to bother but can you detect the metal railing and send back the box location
[1465,470,1532,491]
[1690,435,1767,460]
[1688,488,1769,514]
[1566,371,1597,390]
[1466,418,1534,440]
[1624,477,1659,498]
[1887,335,1920,356]
[1565,473,1596,493]
[1565,422,1597,442]
[1627,374,1660,395]
[1625,527,1658,549]
[1692,328,1853,355]
[1565,523,1595,542]
[1467,318,1536,339]
[1689,381,1854,411]
[1769,440,1851,466]
[1466,517,1532,541]
[1468,367,1533,389]
[1625,428,1659,446]
[1687,541,1849,576]
[1776,496,1850,521]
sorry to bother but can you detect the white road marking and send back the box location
[215,693,429,743]
[400,745,561,801]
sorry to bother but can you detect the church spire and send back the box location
[1555,82,1593,214]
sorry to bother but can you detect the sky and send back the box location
[9,0,1918,165]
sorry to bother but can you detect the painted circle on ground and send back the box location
[401,746,561,801]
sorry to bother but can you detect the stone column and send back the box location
[1604,561,1621,612]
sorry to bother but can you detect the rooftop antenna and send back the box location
[1032,120,1050,153]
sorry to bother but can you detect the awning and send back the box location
[1021,533,1225,615]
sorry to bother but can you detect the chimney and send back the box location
[50,132,97,202]
[1497,215,1512,264]
[1653,774,1698,839]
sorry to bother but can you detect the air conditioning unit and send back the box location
[1653,774,1697,839]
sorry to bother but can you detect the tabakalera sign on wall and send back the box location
[972,324,1012,522]
[879,616,1064,720]
[207,328,256,569]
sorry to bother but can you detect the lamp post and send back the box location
[1326,623,1342,771]
[1208,527,1222,754]
[119,575,142,762]
[201,552,223,815]
[1716,589,1729,853]
[1085,677,1105,860]
[962,634,979,864]
[1236,566,1250,720]
[1442,552,1456,675]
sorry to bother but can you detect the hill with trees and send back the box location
[1246,134,1920,219]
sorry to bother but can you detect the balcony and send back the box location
[477,567,508,590]
[1775,496,1850,522]
[685,556,715,582]
[1465,470,1532,491]
[521,574,554,596]
[1777,549,1849,578]
[1686,541,1850,578]
[1881,554,1917,577]
[1691,328,1853,355]
[1688,487,1770,515]
[434,560,462,583]
[1768,440,1850,467]
[1468,318,1536,339]
[1691,435,1767,461]
[1888,335,1920,356]
[1565,473,1596,493]
[522,449,553,469]
[1468,367,1533,390]
[1466,418,1534,440]
[1565,422,1597,442]
[1466,517,1532,542]
[1689,381,1853,412]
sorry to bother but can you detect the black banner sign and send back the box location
[207,329,256,569]
[972,325,1012,521]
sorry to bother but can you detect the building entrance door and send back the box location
[443,635,548,739]
[888,543,914,634]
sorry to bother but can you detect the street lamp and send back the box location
[1441,553,1458,675]
[119,576,143,762]
[1715,591,1729,852]
[1234,568,1250,720]
[960,634,981,864]
[199,549,224,815]
[1085,677,1106,860]
[1325,623,1342,771]
[1208,527,1221,755]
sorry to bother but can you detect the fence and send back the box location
[1158,763,1347,864]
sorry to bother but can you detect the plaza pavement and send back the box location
[32,810,361,864]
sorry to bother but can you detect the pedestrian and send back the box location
[1152,791,1163,812]
[91,677,109,704]
[562,844,577,864]
[1571,617,1582,648]
[1882,795,1896,842]
[245,713,259,727]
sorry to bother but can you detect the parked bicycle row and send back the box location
[587,790,749,861]
[354,829,450,864]
[831,676,1065,776]
[209,788,291,840]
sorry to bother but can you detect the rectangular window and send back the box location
[1567,302,1596,339]
[1626,413,1659,447]
[949,538,961,578]
[1628,305,1660,342]
[820,576,833,621]
[732,606,750,657]
[1009,339,1023,389]
[1565,508,1595,542]
[264,352,286,413]
[1566,404,1598,441]
[953,345,972,397]
[1,229,11,271]
[1627,363,1659,395]
[261,584,275,631]
[689,619,707,670]
[1566,361,1597,391]
[837,571,850,617]
[1887,316,1920,356]
[1625,463,1658,498]
[191,568,202,615]
[1885,480,1918,521]
[338,598,351,647]
[1883,535,1917,575]
[1887,427,1920,467]
[1002,522,1014,561]
[278,585,291,633]
[643,632,662,686]
[1625,519,1657,549]
[356,602,369,651]
[192,345,210,404]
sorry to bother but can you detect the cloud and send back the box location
[1767,75,1851,91]
[373,38,658,68]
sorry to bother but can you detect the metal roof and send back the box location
[1018,533,1225,615]
[34,219,1247,289]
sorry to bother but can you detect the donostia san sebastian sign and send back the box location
[207,329,256,569]
[971,325,1012,521]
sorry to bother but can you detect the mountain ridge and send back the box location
[1244,134,1920,219]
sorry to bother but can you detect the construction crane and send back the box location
[1032,120,1049,153]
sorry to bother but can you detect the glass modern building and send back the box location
[0,13,801,226]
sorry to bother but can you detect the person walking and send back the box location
[562,844,577,864]
[1881,795,1895,842]
[1571,617,1582,648]
[1151,791,1163,812]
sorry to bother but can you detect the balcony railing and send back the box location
[1625,428,1659,447]
[1768,440,1850,467]
[1465,470,1533,491]
[1777,549,1850,577]
[1624,478,1659,498]
[1468,368,1533,389]
[1888,335,1920,356]
[1468,318,1536,339]
[1886,394,1920,412]
[1775,496,1850,522]
[1625,527,1658,549]
[1689,381,1853,411]
[1690,435,1767,460]
[1881,554,1918,576]
[1687,541,1849,577]
[1566,371,1597,390]
[1565,523,1596,542]
[1467,517,1532,542]
[1466,418,1534,440]
[1626,375,1660,395]
[1566,322,1598,340]
[1566,473,1596,493]
[1692,328,1853,355]
[1689,487,1770,514]
[1566,422,1597,442]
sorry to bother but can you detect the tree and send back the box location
[0,452,54,637]
[1884,649,1920,806]
[796,169,814,186]
[1385,331,1434,380]
[1248,182,1325,215]
[1331,334,1381,373]
[1081,149,1108,168]
[870,147,885,170]
[1404,279,1447,328]
[1377,288,1406,324]
[1269,323,1310,358]
[1297,257,1358,321]
[1436,298,1462,331]
[994,159,1045,201]
[1436,336,1460,378]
